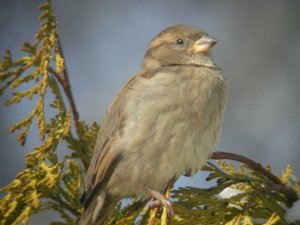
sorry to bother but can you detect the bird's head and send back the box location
[143,24,218,69]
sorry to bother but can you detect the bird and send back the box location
[80,24,227,225]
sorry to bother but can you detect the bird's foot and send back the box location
[147,186,174,221]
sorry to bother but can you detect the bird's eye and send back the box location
[176,39,184,45]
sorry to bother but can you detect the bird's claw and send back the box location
[147,186,175,221]
[150,199,161,209]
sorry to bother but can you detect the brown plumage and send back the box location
[80,24,227,225]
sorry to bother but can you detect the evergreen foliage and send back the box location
[0,1,299,224]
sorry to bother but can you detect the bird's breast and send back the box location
[118,66,227,194]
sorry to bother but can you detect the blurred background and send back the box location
[1,0,300,224]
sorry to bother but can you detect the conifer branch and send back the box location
[56,38,80,124]
[49,194,81,217]
[211,151,299,205]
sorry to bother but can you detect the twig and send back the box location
[57,38,80,123]
[48,67,64,86]
[148,201,159,225]
[49,194,80,216]
[48,65,79,125]
[211,151,299,205]
[48,35,92,171]
[161,183,173,225]
[49,67,89,170]
[49,30,80,124]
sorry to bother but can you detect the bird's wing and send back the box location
[83,69,155,207]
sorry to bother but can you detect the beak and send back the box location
[192,35,218,54]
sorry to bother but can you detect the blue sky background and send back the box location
[1,1,300,224]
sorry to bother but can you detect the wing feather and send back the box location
[83,69,153,206]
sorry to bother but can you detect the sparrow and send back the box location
[80,24,227,225]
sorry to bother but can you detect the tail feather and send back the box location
[80,193,118,225]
